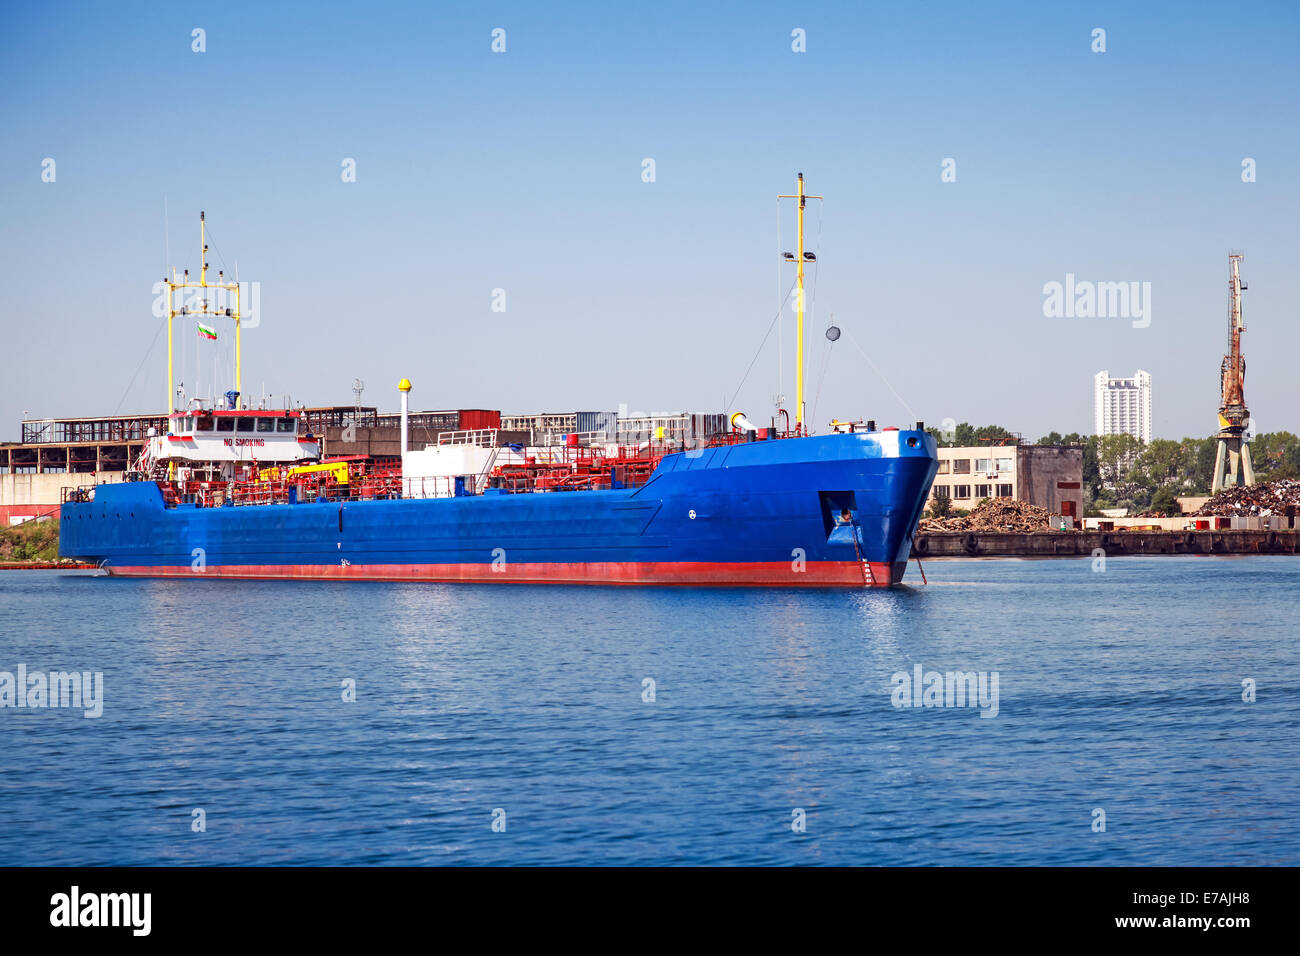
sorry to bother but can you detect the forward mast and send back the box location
[778,172,822,435]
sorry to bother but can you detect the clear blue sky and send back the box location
[2,0,1297,440]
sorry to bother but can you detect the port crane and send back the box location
[1211,254,1255,493]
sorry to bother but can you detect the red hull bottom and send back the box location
[104,560,908,587]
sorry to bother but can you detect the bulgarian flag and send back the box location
[197,322,218,340]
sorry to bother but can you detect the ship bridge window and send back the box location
[256,418,275,433]
[237,417,255,432]
[276,419,296,433]
[196,416,214,431]
[217,418,235,432]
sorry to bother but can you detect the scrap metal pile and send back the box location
[1193,479,1300,517]
[919,497,1054,533]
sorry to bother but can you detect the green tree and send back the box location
[1149,486,1181,516]
[1080,434,1100,491]
[928,486,952,518]
[1192,438,1218,493]
[971,424,1017,445]
[1250,431,1300,481]
[925,422,1017,448]
[1134,439,1184,486]
[1097,433,1142,484]
[1095,433,1146,508]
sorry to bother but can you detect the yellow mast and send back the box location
[164,211,243,422]
[235,279,242,400]
[778,173,821,433]
[165,280,173,425]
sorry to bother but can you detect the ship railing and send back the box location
[232,482,291,507]
[520,447,570,465]
[61,486,96,504]
[536,430,609,447]
[437,428,498,447]
[158,482,181,507]
[508,445,605,468]
[156,461,665,507]
[225,474,404,506]
[401,475,469,499]
[172,484,227,508]
[349,474,403,499]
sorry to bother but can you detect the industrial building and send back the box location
[926,443,1084,519]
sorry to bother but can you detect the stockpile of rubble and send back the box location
[919,497,1054,533]
[1193,479,1300,517]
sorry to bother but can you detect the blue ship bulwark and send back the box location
[60,430,938,587]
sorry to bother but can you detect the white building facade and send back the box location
[926,444,1084,519]
[1094,370,1152,443]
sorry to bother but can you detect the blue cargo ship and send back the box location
[61,427,937,586]
[59,179,938,586]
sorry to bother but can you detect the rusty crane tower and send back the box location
[1211,254,1256,493]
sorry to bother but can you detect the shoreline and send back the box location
[913,529,1299,558]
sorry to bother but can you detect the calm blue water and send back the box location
[1,557,1297,866]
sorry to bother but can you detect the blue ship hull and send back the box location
[59,431,938,587]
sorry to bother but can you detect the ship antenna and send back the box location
[165,212,245,422]
[778,172,822,434]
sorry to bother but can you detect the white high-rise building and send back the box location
[1094,370,1152,443]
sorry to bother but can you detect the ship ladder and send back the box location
[475,446,502,494]
[846,514,874,587]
